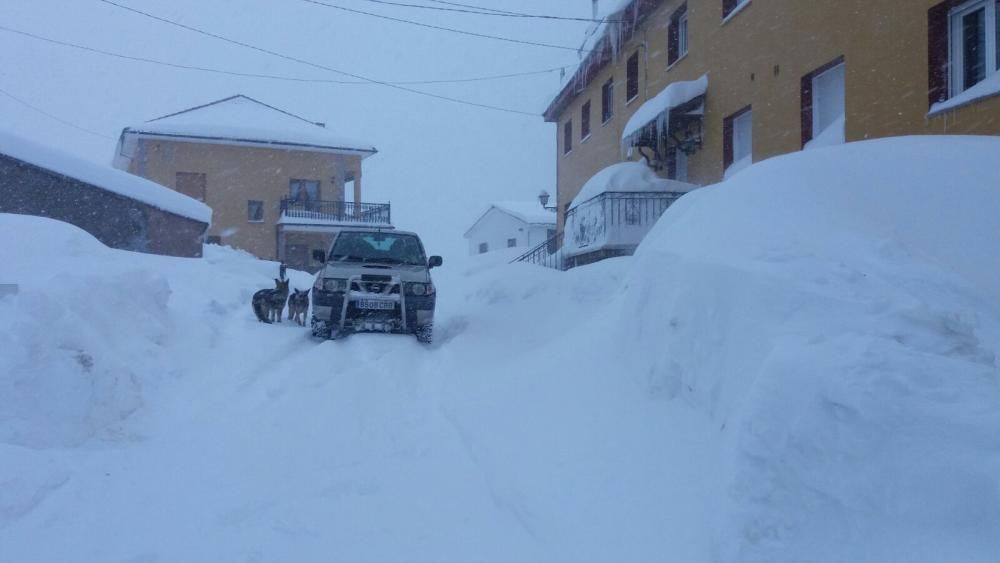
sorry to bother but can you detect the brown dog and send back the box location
[252,278,290,323]
[287,288,310,326]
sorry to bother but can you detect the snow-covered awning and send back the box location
[621,75,709,152]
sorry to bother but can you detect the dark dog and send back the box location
[287,288,310,326]
[252,278,290,323]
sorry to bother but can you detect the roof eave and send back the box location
[124,129,378,157]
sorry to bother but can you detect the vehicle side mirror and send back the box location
[428,255,443,269]
[312,250,326,264]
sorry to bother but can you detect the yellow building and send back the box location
[544,0,1000,229]
[114,95,381,271]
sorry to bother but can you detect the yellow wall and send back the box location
[129,139,363,259]
[551,0,1000,222]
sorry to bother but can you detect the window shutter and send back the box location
[722,0,738,18]
[928,1,955,107]
[723,114,734,169]
[800,73,814,148]
[668,19,679,65]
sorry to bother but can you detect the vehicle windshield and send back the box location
[329,232,427,266]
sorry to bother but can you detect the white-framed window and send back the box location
[507,238,517,248]
[813,62,846,138]
[678,11,689,58]
[479,242,488,254]
[733,110,752,164]
[950,0,1000,95]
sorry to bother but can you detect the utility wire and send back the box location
[296,0,580,51]
[0,25,572,86]
[0,85,115,140]
[359,0,620,22]
[94,0,540,116]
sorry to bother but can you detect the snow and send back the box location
[723,154,753,179]
[804,115,846,149]
[621,74,709,143]
[120,95,377,155]
[487,201,556,225]
[3,135,1000,561]
[930,72,1000,115]
[0,129,211,223]
[277,212,393,228]
[571,161,695,208]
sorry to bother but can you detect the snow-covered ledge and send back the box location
[929,73,1000,116]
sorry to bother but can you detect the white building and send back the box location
[464,201,557,256]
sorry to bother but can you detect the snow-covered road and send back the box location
[3,137,1000,562]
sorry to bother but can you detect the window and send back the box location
[626,52,640,102]
[722,0,750,20]
[581,100,592,140]
[507,238,518,248]
[668,4,689,66]
[479,242,489,254]
[563,120,573,154]
[601,78,615,123]
[949,0,999,95]
[800,57,846,147]
[175,172,206,202]
[289,179,321,203]
[668,148,689,182]
[723,106,752,171]
[330,231,428,266]
[247,200,264,223]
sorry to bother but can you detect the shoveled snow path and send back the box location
[5,320,548,562]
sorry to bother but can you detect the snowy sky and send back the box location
[1,0,593,257]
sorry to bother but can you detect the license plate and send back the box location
[356,299,395,310]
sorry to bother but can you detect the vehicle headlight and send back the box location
[323,278,348,292]
[406,283,435,296]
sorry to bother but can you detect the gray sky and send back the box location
[1,0,593,257]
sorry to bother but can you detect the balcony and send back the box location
[279,198,391,227]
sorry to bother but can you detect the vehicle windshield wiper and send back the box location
[366,257,404,264]
[332,254,365,262]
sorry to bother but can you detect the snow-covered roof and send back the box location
[543,0,647,121]
[0,129,212,224]
[621,75,709,143]
[464,201,556,237]
[571,162,697,209]
[119,95,377,157]
[491,201,557,225]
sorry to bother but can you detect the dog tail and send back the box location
[252,290,272,324]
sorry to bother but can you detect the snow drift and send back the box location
[1,136,999,562]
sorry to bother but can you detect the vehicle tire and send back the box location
[310,317,331,339]
[415,324,433,344]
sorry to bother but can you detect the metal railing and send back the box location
[511,230,568,271]
[566,191,682,229]
[279,198,391,225]
[513,191,687,270]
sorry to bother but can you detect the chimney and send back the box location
[592,0,598,19]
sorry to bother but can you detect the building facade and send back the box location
[545,0,1000,227]
[464,202,557,256]
[115,95,382,272]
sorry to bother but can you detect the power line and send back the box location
[359,0,619,22]
[94,0,540,116]
[296,0,580,51]
[0,25,573,86]
[0,86,115,140]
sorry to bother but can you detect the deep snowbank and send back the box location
[1,136,999,562]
